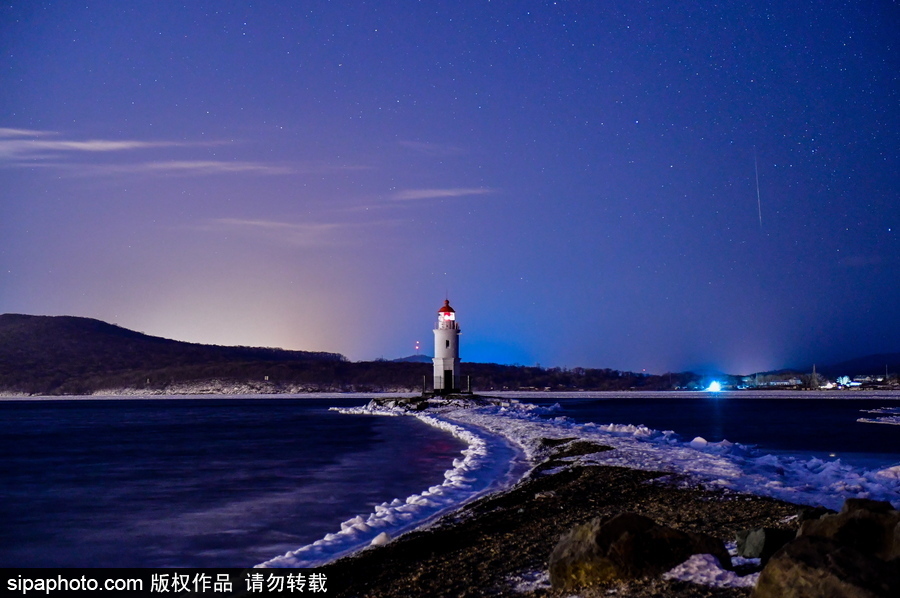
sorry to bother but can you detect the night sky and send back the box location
[2,1,898,375]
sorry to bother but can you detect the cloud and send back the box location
[0,132,183,160]
[0,127,56,138]
[96,160,295,176]
[0,126,357,177]
[28,139,174,152]
[0,126,369,179]
[75,159,368,177]
[391,187,494,201]
[200,217,395,247]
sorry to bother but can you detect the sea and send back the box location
[529,392,900,470]
[0,397,463,568]
[1,391,899,568]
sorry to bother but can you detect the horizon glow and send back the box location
[1,2,897,374]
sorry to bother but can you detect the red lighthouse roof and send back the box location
[438,299,455,313]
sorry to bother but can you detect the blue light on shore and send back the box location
[706,381,722,392]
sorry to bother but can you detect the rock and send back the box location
[753,499,900,597]
[844,499,897,514]
[798,498,900,561]
[798,505,836,523]
[752,535,900,598]
[894,520,900,561]
[736,527,797,563]
[548,512,730,591]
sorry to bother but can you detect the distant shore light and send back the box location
[706,381,722,392]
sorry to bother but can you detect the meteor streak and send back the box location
[754,148,763,228]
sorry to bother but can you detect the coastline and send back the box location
[259,403,530,568]
[3,388,900,400]
[320,460,801,597]
[300,396,900,595]
[3,391,898,586]
[0,391,421,401]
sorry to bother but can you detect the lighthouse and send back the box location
[433,299,461,394]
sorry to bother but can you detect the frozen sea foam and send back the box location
[858,406,900,426]
[260,398,900,568]
[431,400,900,511]
[258,403,527,568]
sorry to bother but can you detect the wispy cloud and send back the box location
[208,218,340,244]
[0,126,360,177]
[200,217,396,247]
[0,127,185,160]
[391,187,494,201]
[0,138,181,157]
[0,127,56,138]
[95,160,295,176]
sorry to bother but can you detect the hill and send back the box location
[818,353,900,378]
[4,313,893,396]
[392,354,433,363]
[0,314,344,395]
[0,314,701,395]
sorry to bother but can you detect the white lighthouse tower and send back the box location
[433,299,461,394]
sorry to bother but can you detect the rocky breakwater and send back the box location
[548,498,900,597]
[753,498,900,598]
[549,512,732,590]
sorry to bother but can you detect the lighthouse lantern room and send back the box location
[433,299,461,394]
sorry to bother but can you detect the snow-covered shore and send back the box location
[437,399,900,510]
[259,397,900,571]
[0,391,420,401]
[259,401,531,568]
[858,406,900,426]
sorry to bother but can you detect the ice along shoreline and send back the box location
[258,399,531,568]
[260,393,900,569]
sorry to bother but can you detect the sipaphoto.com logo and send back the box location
[6,574,142,595]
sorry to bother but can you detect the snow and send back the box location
[258,403,528,568]
[858,406,900,426]
[875,465,900,480]
[259,395,900,580]
[663,553,758,588]
[508,570,551,594]
[659,542,762,589]
[506,544,764,592]
[438,400,900,511]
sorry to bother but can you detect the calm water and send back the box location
[533,392,900,469]
[0,397,466,568]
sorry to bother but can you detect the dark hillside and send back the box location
[463,363,701,392]
[818,353,900,378]
[0,314,344,395]
[392,354,433,363]
[0,314,698,395]
[6,313,889,396]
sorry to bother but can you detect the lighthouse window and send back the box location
[445,340,450,348]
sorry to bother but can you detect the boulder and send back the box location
[752,536,900,598]
[736,527,797,564]
[798,505,836,523]
[798,498,900,561]
[753,499,900,597]
[548,512,730,591]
